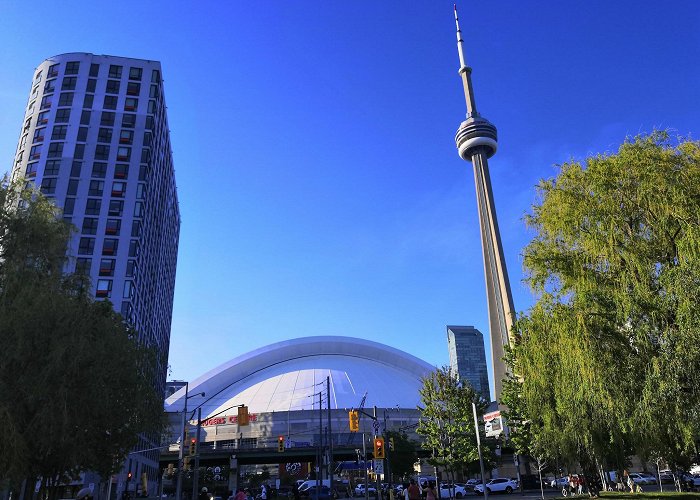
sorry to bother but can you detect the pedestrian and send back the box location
[235,489,247,500]
[261,485,268,500]
[424,484,435,500]
[199,488,210,500]
[407,481,420,500]
[577,476,584,495]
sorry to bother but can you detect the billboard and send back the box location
[483,410,503,438]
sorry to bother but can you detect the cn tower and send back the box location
[453,6,516,402]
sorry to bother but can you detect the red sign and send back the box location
[196,413,258,427]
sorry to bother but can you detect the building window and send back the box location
[81,217,99,235]
[120,301,133,319]
[76,257,92,274]
[121,113,136,128]
[74,143,85,160]
[48,64,59,78]
[103,95,118,110]
[133,201,143,218]
[100,111,115,126]
[25,162,38,178]
[126,259,136,277]
[108,200,124,217]
[128,240,139,257]
[94,144,110,160]
[106,218,121,235]
[61,76,77,90]
[67,179,79,196]
[108,65,122,79]
[37,111,50,125]
[126,82,140,96]
[114,163,129,179]
[44,160,61,175]
[85,198,101,215]
[136,183,146,199]
[65,61,80,75]
[147,99,156,114]
[140,148,150,163]
[96,279,112,298]
[78,237,95,255]
[33,128,45,143]
[40,177,57,195]
[119,130,134,145]
[117,147,130,161]
[55,109,71,123]
[40,95,52,109]
[106,80,120,94]
[44,79,57,94]
[131,220,141,237]
[58,92,74,107]
[124,97,138,112]
[51,125,68,140]
[35,70,43,81]
[102,238,118,256]
[111,181,126,197]
[64,197,76,215]
[29,145,42,160]
[80,110,91,125]
[92,162,107,178]
[151,69,160,83]
[98,128,113,143]
[47,142,64,159]
[77,127,88,142]
[70,161,82,177]
[99,259,115,276]
[86,78,97,93]
[149,84,159,98]
[123,280,134,298]
[89,63,99,77]
[88,180,104,196]
[129,67,142,81]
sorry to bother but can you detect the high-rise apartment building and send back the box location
[447,325,490,401]
[10,52,180,492]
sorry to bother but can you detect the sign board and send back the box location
[483,410,503,438]
[374,460,384,474]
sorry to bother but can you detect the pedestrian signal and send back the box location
[183,457,190,470]
[349,410,360,432]
[189,437,196,455]
[278,435,285,452]
[238,405,250,426]
[167,464,174,476]
[373,437,385,459]
[389,437,395,450]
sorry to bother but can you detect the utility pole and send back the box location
[363,433,369,500]
[192,407,202,498]
[175,382,189,500]
[472,403,488,500]
[327,377,333,492]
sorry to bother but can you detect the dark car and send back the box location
[301,486,335,500]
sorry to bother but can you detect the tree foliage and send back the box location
[385,430,419,481]
[0,178,165,488]
[510,133,700,474]
[417,366,496,478]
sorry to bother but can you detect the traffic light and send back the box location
[141,472,148,494]
[127,471,133,482]
[189,437,196,456]
[238,405,249,426]
[389,437,395,451]
[278,435,285,452]
[348,410,359,432]
[373,437,385,459]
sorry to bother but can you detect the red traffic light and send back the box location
[127,472,133,480]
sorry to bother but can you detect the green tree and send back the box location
[0,178,165,494]
[511,133,700,482]
[384,431,419,481]
[417,367,496,483]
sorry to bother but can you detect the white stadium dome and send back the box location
[165,336,436,417]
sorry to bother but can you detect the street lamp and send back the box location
[175,382,205,500]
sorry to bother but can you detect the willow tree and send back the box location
[417,367,495,482]
[0,178,165,494]
[510,132,700,478]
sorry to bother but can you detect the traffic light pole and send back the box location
[327,377,334,494]
[192,407,202,499]
[175,382,188,500]
[363,433,369,500]
[374,407,381,500]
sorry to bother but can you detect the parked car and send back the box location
[464,480,481,492]
[659,470,674,483]
[300,486,334,500]
[439,483,466,498]
[629,473,656,485]
[549,477,569,489]
[474,478,518,495]
[353,484,377,497]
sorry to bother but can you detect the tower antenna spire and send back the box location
[454,4,478,117]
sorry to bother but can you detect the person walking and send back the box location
[407,481,420,500]
[424,484,436,500]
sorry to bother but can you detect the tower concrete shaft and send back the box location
[453,6,516,401]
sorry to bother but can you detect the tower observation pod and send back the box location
[453,5,516,402]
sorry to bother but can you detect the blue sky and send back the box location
[1,1,698,398]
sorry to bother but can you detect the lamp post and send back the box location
[175,382,205,500]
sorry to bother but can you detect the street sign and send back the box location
[483,410,503,438]
[372,420,380,433]
[374,460,384,474]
